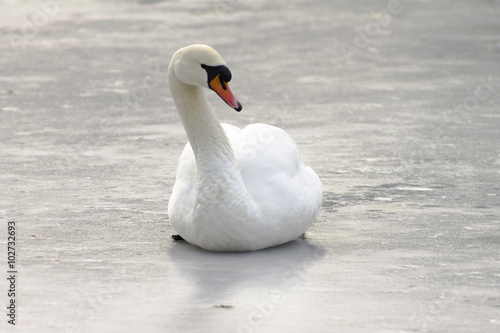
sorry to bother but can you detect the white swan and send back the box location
[167,44,322,252]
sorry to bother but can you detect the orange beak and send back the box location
[208,74,242,111]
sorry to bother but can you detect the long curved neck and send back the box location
[168,67,240,184]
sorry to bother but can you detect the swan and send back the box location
[167,44,322,252]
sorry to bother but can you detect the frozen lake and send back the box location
[1,0,499,332]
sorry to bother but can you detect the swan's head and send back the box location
[170,44,242,111]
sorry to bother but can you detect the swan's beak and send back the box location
[209,75,242,112]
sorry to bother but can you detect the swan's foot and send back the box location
[172,234,185,241]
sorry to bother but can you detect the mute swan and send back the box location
[167,44,322,252]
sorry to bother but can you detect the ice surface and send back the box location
[0,0,499,332]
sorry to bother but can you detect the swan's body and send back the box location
[167,44,322,252]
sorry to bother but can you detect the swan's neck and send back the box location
[169,72,237,175]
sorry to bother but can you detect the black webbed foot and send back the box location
[172,234,185,241]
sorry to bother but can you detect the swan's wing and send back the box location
[235,123,301,176]
[233,123,322,224]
